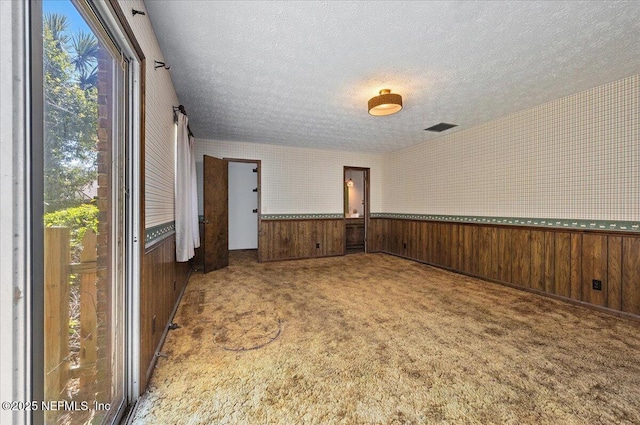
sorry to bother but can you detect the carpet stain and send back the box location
[131,251,640,424]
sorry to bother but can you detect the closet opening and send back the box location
[227,158,261,263]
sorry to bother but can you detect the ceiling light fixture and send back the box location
[346,179,354,188]
[368,89,403,116]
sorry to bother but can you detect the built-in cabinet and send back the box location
[345,218,365,251]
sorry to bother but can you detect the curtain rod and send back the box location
[173,105,194,138]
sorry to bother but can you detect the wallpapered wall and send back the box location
[382,74,639,221]
[195,75,637,222]
[194,140,383,215]
[131,0,638,226]
[123,1,179,229]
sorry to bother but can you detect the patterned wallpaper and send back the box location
[129,4,638,228]
[194,140,383,215]
[382,74,639,221]
[194,75,638,225]
[122,1,179,229]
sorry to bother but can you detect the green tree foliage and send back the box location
[71,31,98,90]
[43,203,98,262]
[43,13,99,212]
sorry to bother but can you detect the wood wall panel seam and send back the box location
[570,234,582,302]
[554,233,571,298]
[622,237,640,314]
[608,236,623,311]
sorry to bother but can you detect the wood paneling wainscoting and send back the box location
[259,219,344,261]
[370,218,640,317]
[345,218,365,251]
[140,234,190,392]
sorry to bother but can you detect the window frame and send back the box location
[29,1,144,423]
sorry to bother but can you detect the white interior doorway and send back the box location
[345,169,365,217]
[228,160,259,250]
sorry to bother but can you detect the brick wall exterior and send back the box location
[95,45,112,404]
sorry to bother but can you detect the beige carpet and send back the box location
[131,251,640,424]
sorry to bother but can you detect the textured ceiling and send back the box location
[145,1,640,154]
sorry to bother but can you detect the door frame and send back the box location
[224,158,262,262]
[343,166,370,254]
[30,1,144,423]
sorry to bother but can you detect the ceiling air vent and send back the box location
[424,123,457,132]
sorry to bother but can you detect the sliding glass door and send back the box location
[40,1,132,423]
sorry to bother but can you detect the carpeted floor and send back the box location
[131,251,640,424]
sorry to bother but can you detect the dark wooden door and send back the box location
[203,155,229,272]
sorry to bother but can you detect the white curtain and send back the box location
[175,113,200,262]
